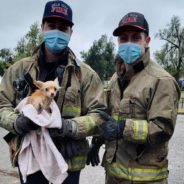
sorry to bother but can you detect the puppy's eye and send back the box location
[45,88,48,91]
[54,87,57,91]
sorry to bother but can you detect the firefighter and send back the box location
[87,12,180,184]
[0,1,106,184]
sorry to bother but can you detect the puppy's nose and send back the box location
[50,93,54,97]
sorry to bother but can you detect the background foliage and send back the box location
[154,16,184,80]
[1,16,184,81]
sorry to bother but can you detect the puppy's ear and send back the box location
[33,80,44,89]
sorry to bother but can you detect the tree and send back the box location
[81,34,116,81]
[0,48,14,76]
[0,22,42,76]
[154,16,184,80]
[14,22,42,60]
[25,22,43,56]
[0,48,13,62]
[14,37,27,59]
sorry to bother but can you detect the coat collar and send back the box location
[32,43,80,69]
[116,48,150,81]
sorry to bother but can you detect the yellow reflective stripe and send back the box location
[104,89,109,96]
[62,104,81,116]
[112,113,124,121]
[133,120,148,142]
[1,111,14,125]
[67,155,87,171]
[107,162,168,181]
[112,114,119,121]
[83,116,96,135]
[0,111,17,132]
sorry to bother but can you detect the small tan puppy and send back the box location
[27,78,60,113]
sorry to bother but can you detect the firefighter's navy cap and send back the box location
[113,12,149,36]
[42,0,74,26]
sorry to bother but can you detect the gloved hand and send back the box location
[86,136,104,166]
[100,119,125,141]
[49,118,76,138]
[14,114,39,135]
[98,111,125,141]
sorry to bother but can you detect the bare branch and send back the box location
[161,37,179,48]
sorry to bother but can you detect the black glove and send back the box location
[100,119,125,141]
[14,114,39,135]
[86,136,104,166]
[98,111,125,141]
[49,118,75,138]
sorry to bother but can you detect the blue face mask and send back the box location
[43,30,70,53]
[118,42,143,65]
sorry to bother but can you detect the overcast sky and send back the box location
[1,0,184,60]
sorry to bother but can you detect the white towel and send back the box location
[16,97,68,184]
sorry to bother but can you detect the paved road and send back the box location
[0,115,184,184]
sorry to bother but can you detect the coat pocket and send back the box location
[129,98,147,118]
[62,87,81,117]
[119,97,147,119]
[119,98,131,115]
